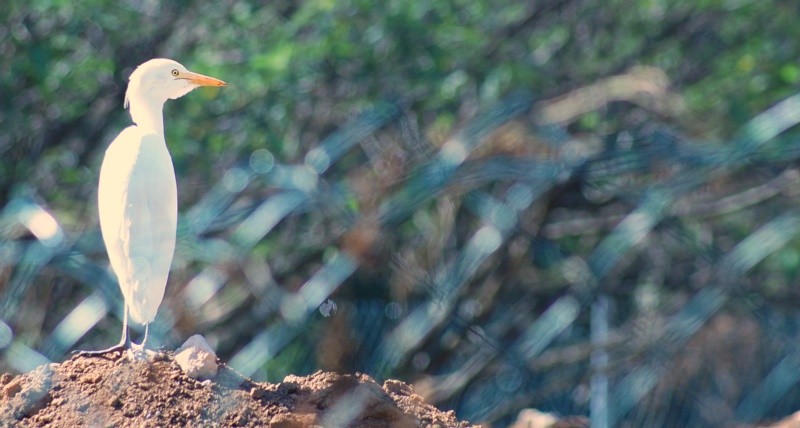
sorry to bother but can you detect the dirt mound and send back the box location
[0,351,476,427]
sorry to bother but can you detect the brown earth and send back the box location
[0,351,477,427]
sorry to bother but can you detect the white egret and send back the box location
[81,58,225,356]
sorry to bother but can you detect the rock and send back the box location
[83,372,102,384]
[174,334,218,380]
[7,364,55,419]
[250,386,266,399]
[3,379,21,398]
[510,409,559,428]
[123,403,142,418]
[107,395,122,409]
[0,373,12,386]
[384,379,412,395]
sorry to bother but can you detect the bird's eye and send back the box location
[171,69,179,77]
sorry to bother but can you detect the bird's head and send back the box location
[124,58,226,109]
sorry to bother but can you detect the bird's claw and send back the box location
[73,344,127,359]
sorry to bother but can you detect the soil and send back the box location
[0,351,477,427]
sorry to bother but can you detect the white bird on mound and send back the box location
[80,59,225,356]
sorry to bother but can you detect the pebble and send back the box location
[107,395,122,409]
[174,334,218,380]
[3,378,21,398]
[122,405,142,418]
[234,413,249,427]
[250,387,265,399]
[83,372,102,384]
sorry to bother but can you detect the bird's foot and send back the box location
[73,344,127,359]
[125,349,156,362]
[127,343,157,362]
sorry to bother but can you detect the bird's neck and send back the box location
[128,94,165,135]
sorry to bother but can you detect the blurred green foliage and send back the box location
[4,0,800,426]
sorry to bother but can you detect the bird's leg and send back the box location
[121,304,130,346]
[142,322,149,348]
[129,322,149,358]
[74,304,130,358]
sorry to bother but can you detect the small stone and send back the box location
[233,412,249,427]
[3,378,21,398]
[250,386,265,399]
[107,395,122,409]
[511,409,559,428]
[83,372,102,384]
[174,334,218,380]
[24,395,51,419]
[384,379,413,396]
[52,396,66,406]
[123,404,142,418]
[201,379,212,387]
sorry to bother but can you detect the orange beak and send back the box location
[182,70,226,87]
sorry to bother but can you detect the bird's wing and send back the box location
[99,126,177,324]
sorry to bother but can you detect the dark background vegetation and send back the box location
[4,1,800,426]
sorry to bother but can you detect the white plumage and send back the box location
[99,127,177,324]
[87,58,225,354]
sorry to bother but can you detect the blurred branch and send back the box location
[672,168,800,218]
[536,66,682,124]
